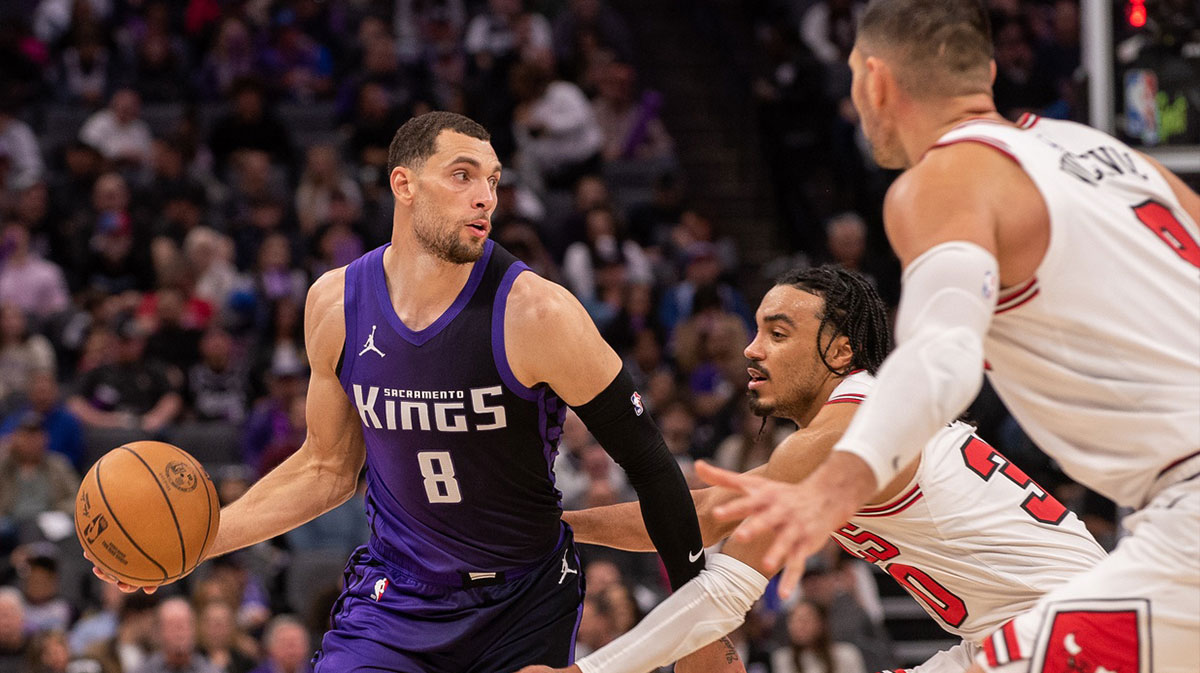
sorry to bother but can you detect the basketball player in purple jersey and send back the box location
[89,112,709,672]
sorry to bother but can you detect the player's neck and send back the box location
[382,231,477,331]
[900,95,1003,167]
[793,375,846,428]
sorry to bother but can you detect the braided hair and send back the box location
[775,265,892,375]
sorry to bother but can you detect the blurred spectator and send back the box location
[599,282,657,355]
[658,243,752,334]
[132,598,218,673]
[495,220,560,283]
[656,401,699,486]
[146,140,208,235]
[208,79,294,175]
[0,587,27,673]
[79,89,154,170]
[625,172,685,250]
[19,552,72,634]
[993,17,1059,119]
[345,82,404,199]
[800,0,864,65]
[129,22,190,103]
[392,0,467,63]
[0,367,83,472]
[247,296,307,396]
[0,413,79,525]
[284,477,368,555]
[336,35,427,124]
[67,316,183,435]
[76,591,157,673]
[26,627,70,673]
[294,145,362,236]
[196,602,256,673]
[67,583,123,656]
[248,616,310,673]
[187,327,247,424]
[33,0,113,46]
[184,228,239,311]
[0,222,71,321]
[80,173,154,295]
[247,234,307,309]
[141,285,207,373]
[713,403,789,474]
[241,363,305,474]
[261,11,334,102]
[464,0,552,66]
[0,304,56,408]
[511,61,604,192]
[562,206,651,303]
[821,212,892,300]
[47,142,105,247]
[551,0,634,82]
[769,600,867,673]
[0,101,44,192]
[307,196,366,277]
[800,556,893,672]
[194,19,257,100]
[52,25,114,105]
[592,62,673,162]
[573,593,615,658]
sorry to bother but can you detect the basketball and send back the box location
[75,441,220,587]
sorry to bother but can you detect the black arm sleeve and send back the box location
[570,367,705,589]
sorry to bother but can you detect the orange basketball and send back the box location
[75,441,220,586]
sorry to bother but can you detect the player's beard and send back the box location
[747,365,820,422]
[412,196,486,264]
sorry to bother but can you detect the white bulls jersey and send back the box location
[828,372,1107,644]
[934,115,1200,508]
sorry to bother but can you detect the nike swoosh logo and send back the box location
[689,549,703,563]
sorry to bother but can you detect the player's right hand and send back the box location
[84,549,158,594]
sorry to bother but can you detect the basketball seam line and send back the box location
[118,446,188,577]
[175,448,215,565]
[76,511,185,583]
[94,454,170,581]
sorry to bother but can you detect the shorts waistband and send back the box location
[366,523,569,589]
[1146,450,1200,505]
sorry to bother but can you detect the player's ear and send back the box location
[827,334,854,372]
[391,165,416,205]
[864,55,889,110]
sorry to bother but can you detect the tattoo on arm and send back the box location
[720,636,740,663]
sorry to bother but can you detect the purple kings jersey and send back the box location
[338,240,567,579]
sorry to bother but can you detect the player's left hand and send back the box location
[696,454,875,599]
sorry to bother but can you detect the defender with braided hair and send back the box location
[523,265,1107,673]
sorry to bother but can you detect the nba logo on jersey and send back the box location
[631,392,644,416]
[372,578,388,601]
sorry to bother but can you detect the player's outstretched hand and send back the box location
[695,454,875,599]
[84,549,158,594]
[674,637,747,673]
[512,665,580,673]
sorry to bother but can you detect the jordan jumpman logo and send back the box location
[359,325,385,357]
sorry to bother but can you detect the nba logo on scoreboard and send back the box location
[631,392,644,416]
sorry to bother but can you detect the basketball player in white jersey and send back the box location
[515,266,1107,673]
[697,2,1200,672]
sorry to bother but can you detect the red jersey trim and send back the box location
[1016,113,1041,129]
[825,394,866,406]
[983,619,1023,666]
[927,137,1022,167]
[996,277,1040,314]
[857,484,922,517]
